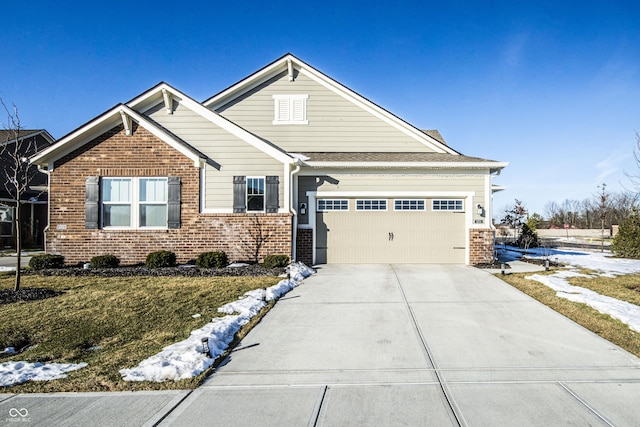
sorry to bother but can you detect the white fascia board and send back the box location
[148,85,293,165]
[3,130,56,147]
[31,105,125,166]
[203,57,290,109]
[121,106,204,167]
[127,82,170,114]
[303,161,508,170]
[205,54,457,155]
[295,63,458,155]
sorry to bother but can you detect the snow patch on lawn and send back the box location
[119,262,315,382]
[0,361,87,387]
[524,248,640,333]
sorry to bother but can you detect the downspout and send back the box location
[36,164,51,254]
[290,161,302,261]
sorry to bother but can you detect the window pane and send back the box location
[318,199,348,211]
[103,178,131,202]
[432,199,463,211]
[140,204,167,227]
[247,195,264,211]
[104,205,131,227]
[247,178,264,195]
[139,178,167,202]
[247,177,265,211]
[395,200,425,211]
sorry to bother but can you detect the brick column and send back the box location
[296,228,313,265]
[469,228,495,265]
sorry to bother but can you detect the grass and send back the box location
[497,269,640,358]
[0,273,281,392]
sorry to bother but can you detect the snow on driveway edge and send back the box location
[119,262,315,382]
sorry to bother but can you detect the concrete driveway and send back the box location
[161,264,640,426]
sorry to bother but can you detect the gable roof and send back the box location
[0,129,55,146]
[203,53,460,155]
[30,103,207,169]
[127,82,294,164]
[31,82,296,169]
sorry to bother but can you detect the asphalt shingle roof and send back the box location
[297,152,500,163]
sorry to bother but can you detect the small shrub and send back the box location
[196,251,228,268]
[145,250,177,268]
[262,254,289,269]
[612,210,640,258]
[90,254,120,269]
[29,254,65,270]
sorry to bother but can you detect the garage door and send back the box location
[315,198,466,264]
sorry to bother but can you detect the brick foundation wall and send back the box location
[296,227,313,265]
[469,228,495,265]
[46,123,292,265]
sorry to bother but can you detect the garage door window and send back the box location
[318,199,349,211]
[394,199,425,211]
[356,199,387,211]
[432,199,464,211]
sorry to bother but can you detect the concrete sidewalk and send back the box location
[2,264,640,426]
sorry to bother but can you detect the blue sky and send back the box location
[2,0,640,217]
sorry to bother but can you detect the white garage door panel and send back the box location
[317,208,466,264]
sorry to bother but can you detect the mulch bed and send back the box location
[1,264,287,305]
[0,287,64,305]
[22,264,286,278]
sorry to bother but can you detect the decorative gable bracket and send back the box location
[120,111,132,136]
[162,88,173,114]
[287,59,294,82]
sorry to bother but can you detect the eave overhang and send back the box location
[302,161,508,172]
[30,104,207,170]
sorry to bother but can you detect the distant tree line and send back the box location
[543,191,637,229]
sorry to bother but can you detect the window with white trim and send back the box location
[247,177,265,211]
[394,199,425,211]
[356,199,387,211]
[432,199,464,211]
[102,177,168,228]
[273,94,308,124]
[318,199,349,211]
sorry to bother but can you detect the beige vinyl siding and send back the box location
[214,72,436,153]
[146,101,284,210]
[298,171,487,224]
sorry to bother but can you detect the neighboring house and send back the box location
[0,129,55,248]
[31,54,507,265]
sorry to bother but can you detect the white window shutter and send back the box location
[291,98,304,121]
[275,98,290,122]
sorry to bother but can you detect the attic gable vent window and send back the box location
[273,94,308,124]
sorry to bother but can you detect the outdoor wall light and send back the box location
[201,337,210,355]
[476,204,484,215]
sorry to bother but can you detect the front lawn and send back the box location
[0,274,280,392]
[498,270,640,358]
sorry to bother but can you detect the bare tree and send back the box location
[239,215,273,263]
[1,101,45,291]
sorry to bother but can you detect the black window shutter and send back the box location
[233,176,246,213]
[265,176,279,213]
[167,176,181,229]
[85,176,99,229]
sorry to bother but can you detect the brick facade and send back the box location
[47,124,292,265]
[469,228,495,265]
[295,228,313,265]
